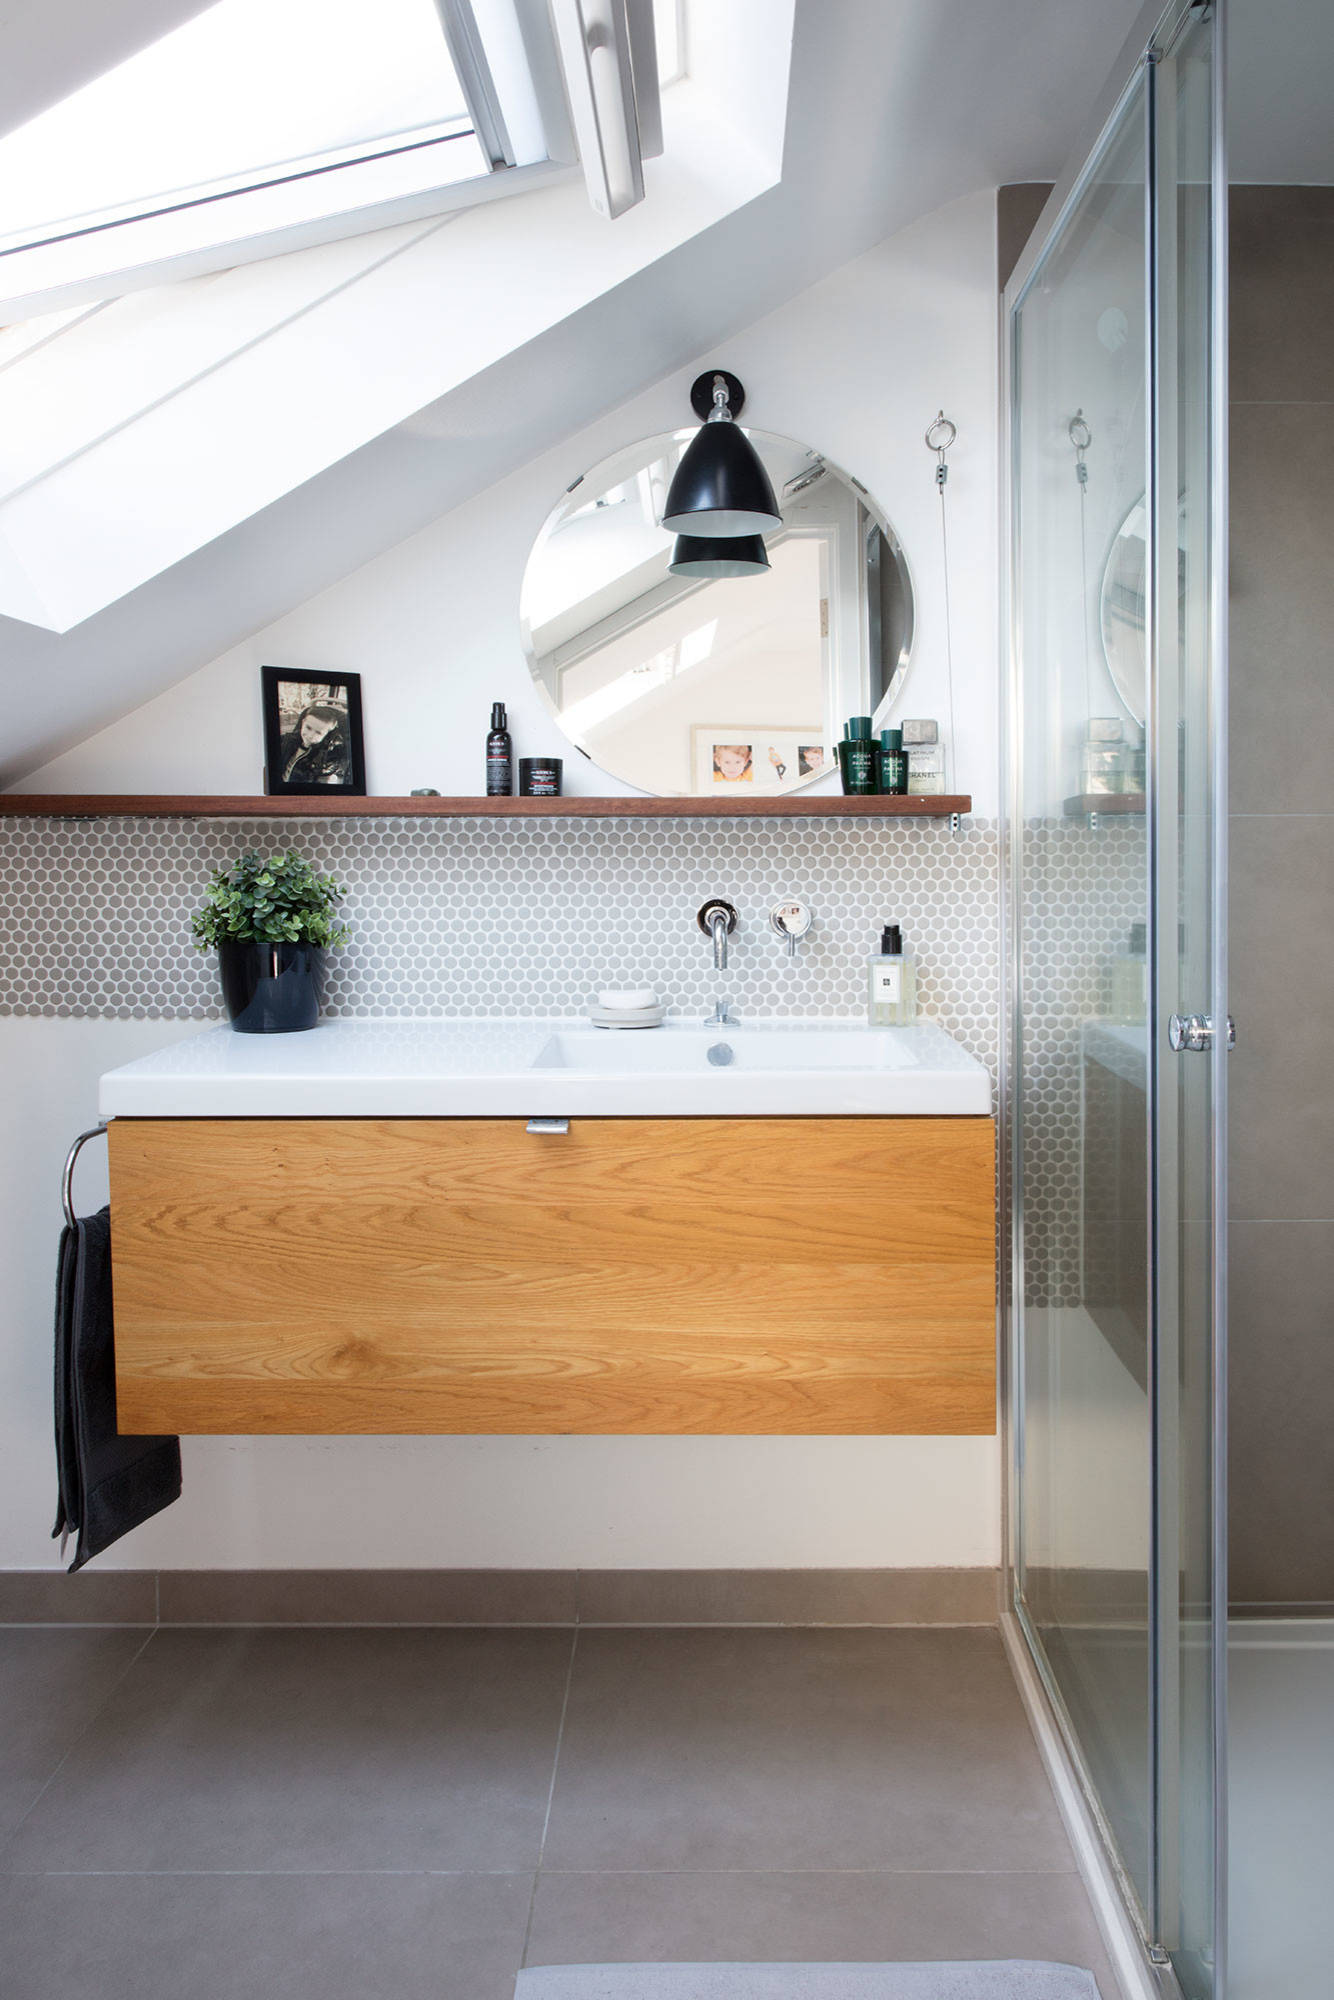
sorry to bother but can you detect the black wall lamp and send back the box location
[661,370,782,537]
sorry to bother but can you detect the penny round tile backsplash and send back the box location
[0,815,1001,1081]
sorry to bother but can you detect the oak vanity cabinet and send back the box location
[107,1116,996,1436]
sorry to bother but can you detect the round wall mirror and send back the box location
[1100,495,1189,728]
[520,429,914,797]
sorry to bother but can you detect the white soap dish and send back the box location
[588,999,665,1030]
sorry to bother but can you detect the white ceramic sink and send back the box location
[100,1017,991,1118]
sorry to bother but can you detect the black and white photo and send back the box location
[261,666,366,796]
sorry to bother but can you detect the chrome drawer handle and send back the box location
[526,1118,569,1135]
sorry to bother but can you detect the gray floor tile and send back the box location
[0,1779,46,1842]
[4,1627,572,1874]
[0,1628,149,1795]
[542,1629,1075,1874]
[526,1870,1118,2000]
[0,1868,533,2000]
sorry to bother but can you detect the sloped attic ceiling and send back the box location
[0,0,1145,787]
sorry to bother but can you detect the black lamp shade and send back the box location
[669,533,771,578]
[661,421,782,536]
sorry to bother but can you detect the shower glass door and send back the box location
[1010,57,1156,1922]
[1006,2,1225,1991]
[1149,9,1224,1992]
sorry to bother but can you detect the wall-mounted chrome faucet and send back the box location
[769,898,813,958]
[697,899,740,1026]
[696,899,737,972]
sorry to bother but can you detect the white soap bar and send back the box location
[598,988,658,1011]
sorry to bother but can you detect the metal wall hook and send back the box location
[62,1124,107,1228]
[925,411,956,490]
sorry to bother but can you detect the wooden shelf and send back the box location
[0,793,973,821]
[1063,793,1146,817]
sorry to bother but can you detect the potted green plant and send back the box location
[191,850,349,1034]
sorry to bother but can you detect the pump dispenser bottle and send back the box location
[868,923,917,1026]
[486,702,513,796]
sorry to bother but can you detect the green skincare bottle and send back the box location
[879,727,908,795]
[868,923,917,1026]
[837,716,881,795]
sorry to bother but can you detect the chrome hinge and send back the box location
[1168,1013,1236,1053]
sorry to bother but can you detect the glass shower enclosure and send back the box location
[1003,2,1226,1993]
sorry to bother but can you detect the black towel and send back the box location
[52,1205,181,1571]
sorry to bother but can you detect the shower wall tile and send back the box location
[0,815,1000,1084]
[1229,404,1334,814]
[1230,186,1334,1614]
[1230,186,1334,405]
[1229,813,1334,1220]
[1228,1220,1334,1608]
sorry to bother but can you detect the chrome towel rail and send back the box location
[61,1124,107,1229]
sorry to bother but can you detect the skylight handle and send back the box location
[436,0,517,168]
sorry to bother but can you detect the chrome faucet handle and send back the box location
[769,899,812,958]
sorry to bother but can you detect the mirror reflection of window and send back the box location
[520,430,914,797]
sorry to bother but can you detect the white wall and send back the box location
[3,191,1003,1572]
[21,190,1000,816]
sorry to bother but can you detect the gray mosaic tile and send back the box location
[1014,817,1146,1305]
[0,816,1002,1090]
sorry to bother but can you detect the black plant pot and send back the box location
[218,939,326,1034]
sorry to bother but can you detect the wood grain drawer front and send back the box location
[108,1117,997,1437]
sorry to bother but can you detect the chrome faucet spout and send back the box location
[696,898,738,972]
[709,908,729,972]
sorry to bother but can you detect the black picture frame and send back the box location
[261,666,366,797]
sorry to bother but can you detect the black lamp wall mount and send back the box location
[688,368,747,421]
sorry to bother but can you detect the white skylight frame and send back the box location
[0,0,580,322]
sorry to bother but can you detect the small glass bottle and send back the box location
[878,727,908,795]
[868,922,917,1026]
[837,716,881,795]
[1110,920,1148,1022]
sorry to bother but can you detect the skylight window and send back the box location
[0,0,477,253]
[0,0,572,317]
[0,0,689,320]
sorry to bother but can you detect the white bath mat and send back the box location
[516,1965,1101,1999]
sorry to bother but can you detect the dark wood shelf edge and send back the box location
[1062,794,1147,817]
[0,793,973,820]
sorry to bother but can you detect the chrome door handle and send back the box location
[1168,1014,1236,1053]
[526,1117,569,1135]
